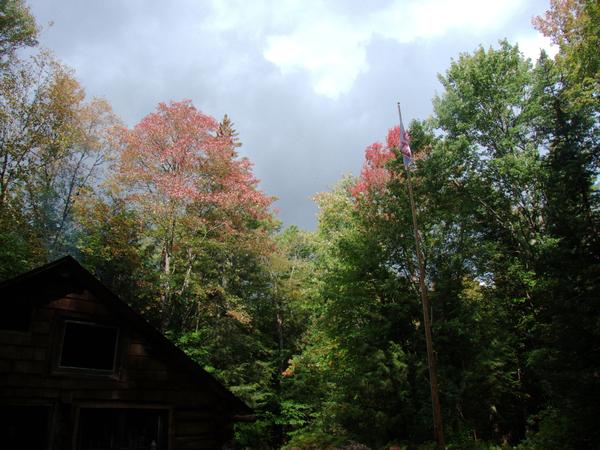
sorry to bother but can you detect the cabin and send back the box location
[0,256,251,450]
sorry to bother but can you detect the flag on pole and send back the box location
[396,102,445,449]
[397,103,412,167]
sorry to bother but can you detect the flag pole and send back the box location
[397,102,445,449]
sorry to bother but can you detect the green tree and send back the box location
[285,38,597,448]
[73,190,158,316]
[0,0,38,64]
[533,0,600,112]
[526,3,600,445]
[0,51,119,276]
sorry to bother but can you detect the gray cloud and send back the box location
[28,0,552,229]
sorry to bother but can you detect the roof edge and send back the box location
[0,255,252,416]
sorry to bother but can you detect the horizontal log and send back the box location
[0,345,47,361]
[46,297,110,316]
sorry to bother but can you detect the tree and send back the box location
[285,39,596,448]
[0,0,38,64]
[217,113,241,149]
[533,0,599,112]
[0,51,119,275]
[529,4,600,446]
[73,190,157,316]
[117,100,273,328]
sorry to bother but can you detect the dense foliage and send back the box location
[1,1,598,448]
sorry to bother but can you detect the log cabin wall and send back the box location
[0,258,247,450]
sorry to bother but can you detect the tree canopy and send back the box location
[0,1,598,449]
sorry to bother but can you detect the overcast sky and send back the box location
[28,0,555,229]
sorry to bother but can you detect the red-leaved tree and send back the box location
[117,100,273,327]
[351,126,402,198]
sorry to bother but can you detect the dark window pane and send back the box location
[60,321,118,370]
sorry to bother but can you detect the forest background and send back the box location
[0,0,598,448]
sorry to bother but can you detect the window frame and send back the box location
[57,319,121,375]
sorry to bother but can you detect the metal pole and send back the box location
[398,103,445,449]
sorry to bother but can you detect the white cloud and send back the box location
[516,33,559,61]
[264,20,370,98]
[374,0,521,42]
[206,0,528,99]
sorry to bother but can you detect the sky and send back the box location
[28,0,556,230]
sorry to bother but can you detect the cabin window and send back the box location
[77,408,168,450]
[59,321,119,371]
[0,301,32,332]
